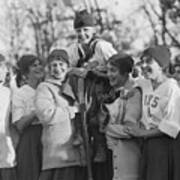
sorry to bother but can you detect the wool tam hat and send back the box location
[74,9,95,29]
[142,45,171,69]
[47,49,69,65]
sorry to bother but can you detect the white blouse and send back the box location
[12,85,36,124]
[0,84,16,168]
[141,78,180,138]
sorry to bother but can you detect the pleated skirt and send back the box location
[16,124,42,180]
[39,166,87,180]
[92,149,113,180]
[0,168,17,180]
[140,134,180,180]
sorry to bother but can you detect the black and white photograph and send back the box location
[0,0,180,180]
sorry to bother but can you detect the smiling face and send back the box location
[140,55,163,81]
[107,63,128,89]
[27,59,44,81]
[75,26,95,44]
[49,60,68,82]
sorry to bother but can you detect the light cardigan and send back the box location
[35,79,85,170]
[105,80,141,180]
[0,84,16,168]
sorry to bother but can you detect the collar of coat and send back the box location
[115,78,136,99]
[45,78,76,101]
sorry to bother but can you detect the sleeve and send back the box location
[0,87,11,134]
[12,90,25,123]
[106,88,142,139]
[96,40,117,61]
[106,124,130,138]
[158,88,180,138]
[66,43,79,67]
[124,88,142,125]
[35,83,70,125]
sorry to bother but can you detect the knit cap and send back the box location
[142,45,171,68]
[74,9,95,29]
[47,49,69,65]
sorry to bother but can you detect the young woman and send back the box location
[68,9,117,69]
[103,53,141,180]
[125,45,180,180]
[12,55,44,180]
[35,49,86,180]
[0,55,17,180]
[68,10,117,180]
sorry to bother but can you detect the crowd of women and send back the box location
[1,9,180,180]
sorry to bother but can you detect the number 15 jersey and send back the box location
[138,78,180,138]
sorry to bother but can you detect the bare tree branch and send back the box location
[147,0,162,20]
[146,0,180,46]
[142,4,159,44]
[164,26,180,47]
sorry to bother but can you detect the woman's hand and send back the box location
[68,67,88,78]
[67,106,79,119]
[124,125,163,138]
[84,61,99,70]
[105,124,131,139]
[124,125,146,137]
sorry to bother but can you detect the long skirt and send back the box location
[171,133,180,180]
[92,149,113,180]
[16,124,42,180]
[140,135,171,180]
[39,166,87,180]
[0,168,17,180]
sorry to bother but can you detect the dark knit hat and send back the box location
[74,10,95,29]
[142,45,171,68]
[47,49,69,65]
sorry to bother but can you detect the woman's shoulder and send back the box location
[14,84,35,97]
[95,39,115,52]
[126,87,141,100]
[37,81,53,92]
[37,81,50,88]
[166,78,178,86]
[36,81,60,96]
[162,78,179,92]
[124,80,142,100]
[156,78,180,99]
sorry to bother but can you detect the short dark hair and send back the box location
[108,53,134,75]
[16,54,40,87]
[17,55,39,75]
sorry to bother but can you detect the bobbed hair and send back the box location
[17,54,40,75]
[108,53,134,75]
